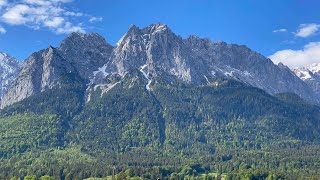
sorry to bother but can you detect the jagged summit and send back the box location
[142,22,170,33]
[60,31,111,52]
[66,31,103,39]
[127,22,169,32]
[58,31,113,80]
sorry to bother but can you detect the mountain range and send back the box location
[0,23,319,108]
[0,23,320,179]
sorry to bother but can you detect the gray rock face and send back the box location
[92,23,317,103]
[293,63,320,98]
[0,47,77,108]
[0,52,22,99]
[0,33,113,108]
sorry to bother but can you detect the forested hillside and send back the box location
[0,70,319,179]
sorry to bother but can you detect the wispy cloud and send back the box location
[0,25,6,34]
[0,0,102,34]
[89,16,102,23]
[273,28,287,33]
[269,42,320,67]
[295,23,320,38]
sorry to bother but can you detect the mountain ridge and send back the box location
[90,23,318,103]
[1,23,319,108]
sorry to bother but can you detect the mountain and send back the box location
[91,23,317,104]
[293,63,320,97]
[1,69,320,179]
[1,23,320,179]
[1,23,318,109]
[0,33,113,108]
[0,52,21,99]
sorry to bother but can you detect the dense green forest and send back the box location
[0,70,320,179]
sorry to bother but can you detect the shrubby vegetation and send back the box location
[0,72,320,179]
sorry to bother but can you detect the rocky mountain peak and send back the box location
[106,23,186,80]
[58,32,113,81]
[59,32,111,53]
[115,23,174,48]
[0,52,22,98]
[0,32,114,108]
[0,52,21,70]
[142,22,170,34]
[128,24,140,32]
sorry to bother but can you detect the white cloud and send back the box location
[0,26,6,34]
[0,0,92,34]
[295,23,320,38]
[0,0,7,8]
[269,42,320,67]
[2,4,30,25]
[44,17,64,28]
[89,16,103,23]
[273,28,287,33]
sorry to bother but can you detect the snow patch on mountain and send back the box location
[139,64,152,91]
[307,63,320,74]
[292,64,320,97]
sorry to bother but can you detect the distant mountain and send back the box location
[293,63,320,97]
[0,52,21,99]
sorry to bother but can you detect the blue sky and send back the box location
[0,0,320,67]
